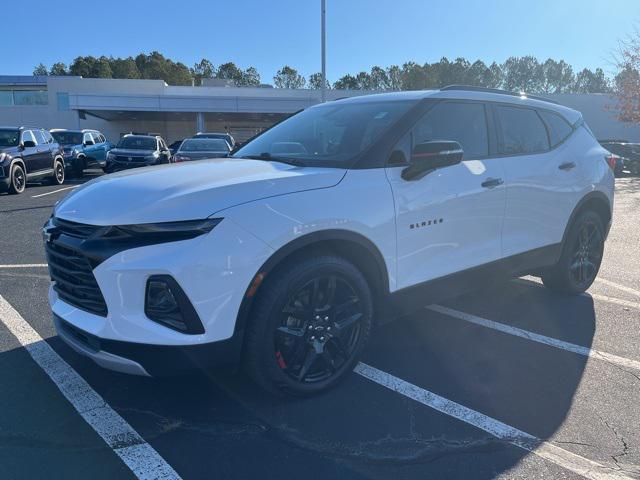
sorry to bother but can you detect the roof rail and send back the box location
[19,125,43,130]
[440,85,560,105]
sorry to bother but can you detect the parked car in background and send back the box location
[47,87,614,396]
[105,134,172,172]
[173,138,231,162]
[169,140,183,155]
[50,129,113,177]
[0,126,65,194]
[599,139,640,176]
[193,132,235,148]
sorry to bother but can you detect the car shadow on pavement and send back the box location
[27,278,596,479]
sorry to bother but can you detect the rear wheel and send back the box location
[8,164,26,194]
[542,211,605,294]
[244,255,373,396]
[50,159,65,185]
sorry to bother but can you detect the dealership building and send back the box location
[1,75,638,144]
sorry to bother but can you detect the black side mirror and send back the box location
[401,141,463,181]
[84,140,95,146]
[22,140,36,148]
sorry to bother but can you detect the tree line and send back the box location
[34,52,618,94]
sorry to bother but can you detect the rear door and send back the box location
[20,130,42,174]
[31,129,53,172]
[90,132,108,162]
[386,101,506,290]
[495,104,582,257]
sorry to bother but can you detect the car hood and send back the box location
[54,157,346,225]
[0,146,20,157]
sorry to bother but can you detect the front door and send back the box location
[386,101,506,290]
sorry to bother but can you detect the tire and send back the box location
[244,255,373,396]
[8,164,26,194]
[50,159,65,185]
[542,210,605,295]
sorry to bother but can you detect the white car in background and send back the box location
[45,86,614,396]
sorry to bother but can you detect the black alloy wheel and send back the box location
[275,274,363,384]
[53,160,65,185]
[244,255,373,396]
[542,210,605,294]
[9,164,26,194]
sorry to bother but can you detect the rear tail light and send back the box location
[173,155,190,163]
[605,154,619,171]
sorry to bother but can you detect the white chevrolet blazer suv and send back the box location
[45,86,614,396]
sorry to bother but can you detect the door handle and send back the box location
[481,177,504,189]
[558,161,576,171]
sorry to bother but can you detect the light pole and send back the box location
[321,0,327,103]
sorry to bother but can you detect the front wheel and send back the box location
[244,255,373,396]
[8,164,26,194]
[542,211,605,295]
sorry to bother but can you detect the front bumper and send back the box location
[54,314,244,376]
[48,217,274,374]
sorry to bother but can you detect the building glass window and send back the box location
[13,90,49,106]
[0,91,14,106]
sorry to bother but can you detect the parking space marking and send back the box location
[596,278,640,299]
[427,305,640,372]
[513,278,640,310]
[31,186,77,198]
[355,362,635,480]
[0,264,48,268]
[0,294,181,480]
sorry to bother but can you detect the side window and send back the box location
[412,102,489,159]
[91,132,102,143]
[495,106,550,155]
[21,130,36,145]
[43,130,54,144]
[99,134,106,143]
[32,129,47,145]
[539,110,573,147]
[83,132,93,144]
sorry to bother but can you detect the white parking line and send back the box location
[0,264,48,269]
[427,305,640,372]
[31,186,76,198]
[0,294,181,480]
[355,363,635,480]
[513,278,640,310]
[596,278,640,299]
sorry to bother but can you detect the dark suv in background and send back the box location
[0,126,65,194]
[50,129,113,177]
[105,134,172,172]
[599,139,640,176]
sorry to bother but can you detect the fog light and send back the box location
[145,275,204,334]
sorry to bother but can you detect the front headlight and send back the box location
[0,152,11,163]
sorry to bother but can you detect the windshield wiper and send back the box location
[240,152,305,167]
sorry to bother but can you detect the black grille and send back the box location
[46,219,108,317]
[115,155,146,163]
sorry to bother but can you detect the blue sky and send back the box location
[2,0,638,82]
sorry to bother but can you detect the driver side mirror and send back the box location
[401,141,463,181]
[21,140,36,149]
[84,140,95,146]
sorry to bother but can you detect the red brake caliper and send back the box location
[275,350,287,369]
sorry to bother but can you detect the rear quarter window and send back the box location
[495,105,549,155]
[539,110,573,147]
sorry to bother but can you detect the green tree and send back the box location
[541,59,574,93]
[333,74,358,89]
[273,65,305,89]
[573,68,610,93]
[92,56,113,78]
[49,62,68,76]
[70,56,97,77]
[502,56,544,93]
[111,57,140,79]
[192,58,216,85]
[386,65,403,90]
[308,72,330,89]
[400,62,427,90]
[33,63,48,75]
[238,66,261,86]
[369,66,390,90]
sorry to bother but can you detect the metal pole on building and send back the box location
[321,0,327,103]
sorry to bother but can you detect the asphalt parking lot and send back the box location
[1,174,639,480]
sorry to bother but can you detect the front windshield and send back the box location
[0,129,20,147]
[180,139,230,152]
[233,100,415,166]
[117,136,157,150]
[51,131,83,145]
